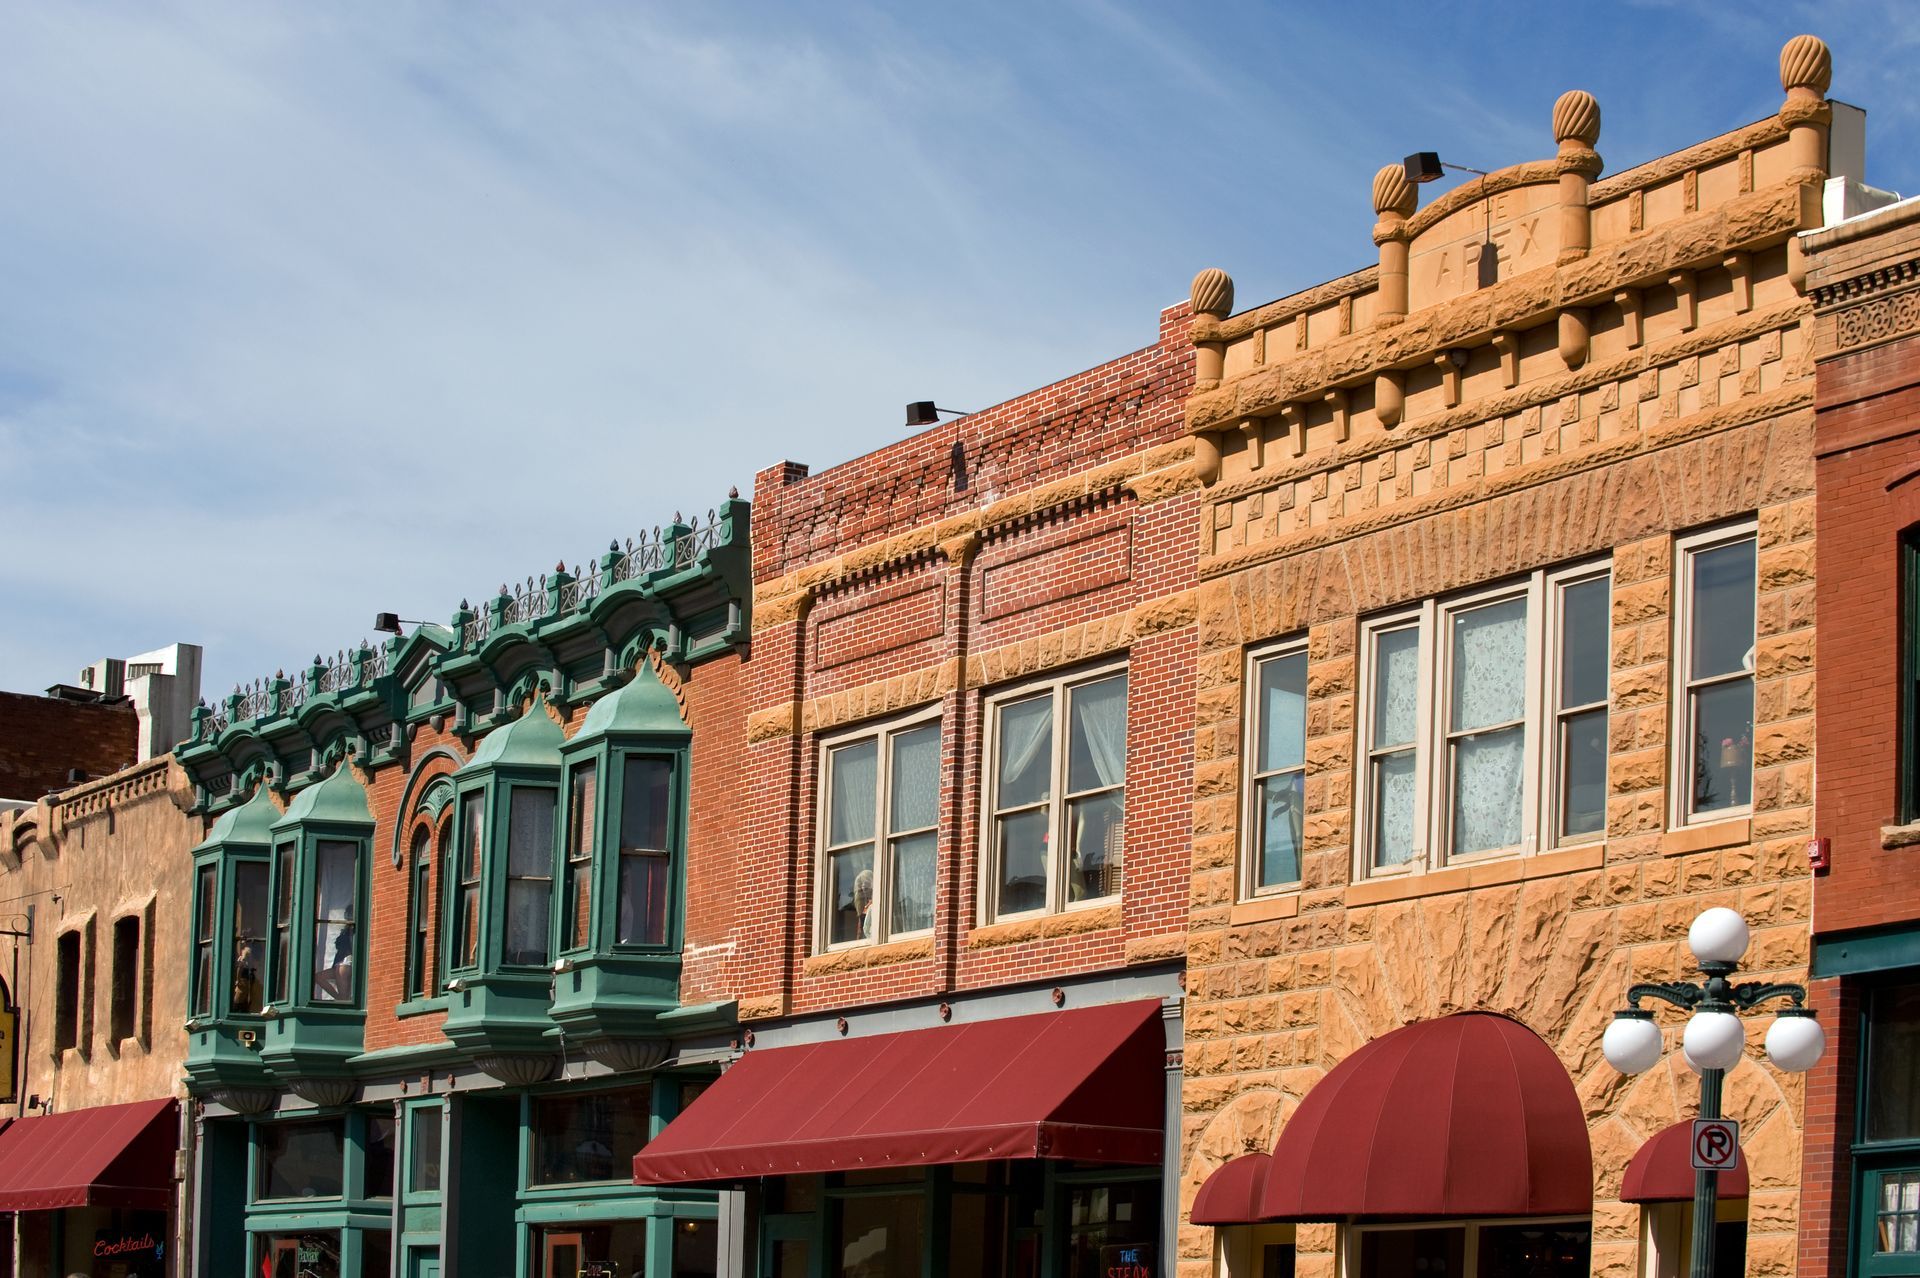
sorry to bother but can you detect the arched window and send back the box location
[405,823,436,1002]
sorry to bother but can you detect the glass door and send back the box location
[544,1231,586,1278]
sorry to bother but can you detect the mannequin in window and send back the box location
[316,922,354,1000]
[854,869,875,940]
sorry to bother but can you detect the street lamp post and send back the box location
[1602,908,1826,1278]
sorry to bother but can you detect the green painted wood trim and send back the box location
[1813,922,1920,977]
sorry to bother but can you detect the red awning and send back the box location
[1192,1153,1272,1225]
[1621,1121,1749,1203]
[1259,1012,1591,1221]
[633,999,1166,1184]
[0,1097,178,1211]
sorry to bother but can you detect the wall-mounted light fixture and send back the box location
[905,401,974,428]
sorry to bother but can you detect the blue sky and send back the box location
[2,1,1913,699]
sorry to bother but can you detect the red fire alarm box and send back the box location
[1807,836,1831,873]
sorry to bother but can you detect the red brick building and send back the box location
[632,302,1200,1278]
[1798,194,1920,1278]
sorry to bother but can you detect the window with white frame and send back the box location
[1356,563,1610,875]
[1244,640,1308,895]
[985,667,1127,919]
[819,713,942,948]
[1672,523,1757,825]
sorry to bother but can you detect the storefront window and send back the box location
[834,1192,924,1278]
[530,1086,650,1185]
[61,1209,169,1278]
[1867,983,1920,1142]
[674,1219,720,1278]
[1355,1221,1592,1278]
[363,1230,393,1278]
[536,1222,647,1278]
[950,1190,1010,1278]
[365,1114,397,1199]
[257,1119,346,1201]
[1064,1181,1157,1278]
[261,1230,341,1278]
[409,1105,443,1195]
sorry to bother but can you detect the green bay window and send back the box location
[440,699,566,1056]
[257,761,374,1084]
[549,661,694,1047]
[617,756,673,947]
[184,784,278,1095]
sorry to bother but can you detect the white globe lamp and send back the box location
[1765,1009,1826,1073]
[1682,1010,1747,1072]
[1688,908,1751,966]
[1603,1012,1664,1075]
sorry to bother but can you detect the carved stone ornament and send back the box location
[474,1052,556,1086]
[1552,90,1601,147]
[581,1037,671,1074]
[1779,34,1832,95]
[206,1086,279,1115]
[287,1077,358,1109]
[1372,164,1416,218]
[1191,268,1235,319]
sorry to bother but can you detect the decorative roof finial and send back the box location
[1190,268,1235,319]
[1371,165,1416,218]
[1780,34,1832,97]
[1552,90,1601,149]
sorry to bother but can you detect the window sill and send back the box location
[1229,894,1301,926]
[967,902,1122,949]
[1883,821,1920,850]
[803,937,934,977]
[1343,843,1605,908]
[1660,818,1751,857]
[396,996,447,1019]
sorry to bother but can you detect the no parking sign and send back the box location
[1691,1118,1740,1171]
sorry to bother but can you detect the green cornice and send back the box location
[174,494,749,814]
[459,701,565,775]
[566,663,689,752]
[192,785,279,854]
[272,763,374,832]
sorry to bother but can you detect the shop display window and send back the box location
[1064,1180,1158,1278]
[537,1222,647,1278]
[408,1104,443,1196]
[1352,1219,1591,1278]
[833,1191,925,1278]
[261,1230,341,1278]
[529,1085,650,1185]
[364,1114,397,1200]
[257,1118,346,1201]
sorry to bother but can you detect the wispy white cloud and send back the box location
[1,2,1911,698]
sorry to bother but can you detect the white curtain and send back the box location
[1373,752,1417,867]
[1451,599,1526,853]
[888,726,940,831]
[995,697,1053,807]
[890,832,936,933]
[828,740,877,846]
[1373,627,1420,747]
[1068,676,1128,792]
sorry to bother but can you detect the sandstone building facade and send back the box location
[0,748,202,1277]
[1176,36,1852,1278]
[1796,190,1920,1278]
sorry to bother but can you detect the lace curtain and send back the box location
[828,740,877,846]
[1372,627,1421,867]
[1068,677,1127,792]
[888,727,940,933]
[1450,599,1526,854]
[997,696,1054,808]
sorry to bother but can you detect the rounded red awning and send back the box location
[1259,1011,1592,1221]
[1192,1153,1272,1225]
[1621,1122,1749,1203]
